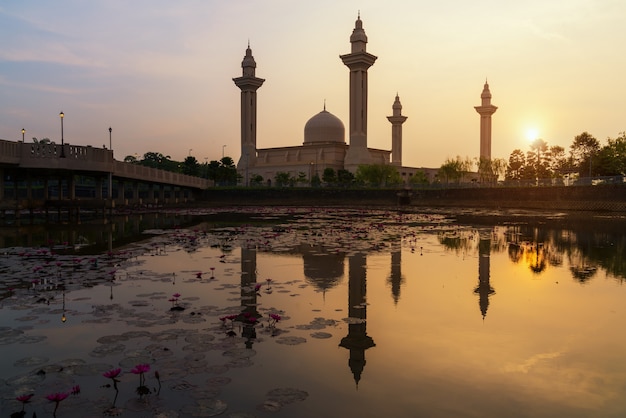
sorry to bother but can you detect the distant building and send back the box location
[233,15,493,186]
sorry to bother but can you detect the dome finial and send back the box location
[323,99,326,111]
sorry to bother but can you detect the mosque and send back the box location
[233,14,497,185]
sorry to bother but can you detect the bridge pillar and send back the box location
[25,172,33,200]
[158,185,165,204]
[68,174,76,200]
[95,177,103,199]
[116,181,125,206]
[132,182,140,205]
[43,178,49,199]
[0,168,4,200]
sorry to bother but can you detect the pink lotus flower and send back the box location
[103,368,122,379]
[71,385,81,395]
[131,363,151,375]
[131,363,151,397]
[16,393,34,411]
[270,313,282,321]
[46,391,69,415]
[46,392,69,402]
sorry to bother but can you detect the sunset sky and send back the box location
[1,1,624,169]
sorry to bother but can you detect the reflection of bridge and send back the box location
[0,140,210,215]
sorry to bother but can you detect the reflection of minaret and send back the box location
[240,247,260,347]
[387,246,404,305]
[233,43,265,171]
[474,80,497,160]
[340,13,377,170]
[474,238,495,319]
[387,94,407,167]
[339,253,375,387]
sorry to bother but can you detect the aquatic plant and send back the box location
[46,391,69,416]
[130,363,151,398]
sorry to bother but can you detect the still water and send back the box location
[1,207,625,418]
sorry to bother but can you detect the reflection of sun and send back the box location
[526,128,539,142]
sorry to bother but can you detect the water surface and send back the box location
[1,207,625,417]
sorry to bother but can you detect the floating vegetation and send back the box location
[14,356,49,367]
[182,398,228,417]
[275,336,307,345]
[310,331,333,339]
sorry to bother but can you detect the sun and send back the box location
[525,128,539,142]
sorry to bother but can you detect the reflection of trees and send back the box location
[440,222,626,283]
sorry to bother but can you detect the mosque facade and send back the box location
[233,15,495,186]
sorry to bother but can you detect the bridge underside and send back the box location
[0,166,200,216]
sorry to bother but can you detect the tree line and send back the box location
[505,131,626,184]
[123,152,238,186]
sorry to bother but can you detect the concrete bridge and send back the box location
[0,139,211,216]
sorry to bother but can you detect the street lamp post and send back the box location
[222,145,226,160]
[21,128,25,142]
[59,111,66,158]
[108,127,113,204]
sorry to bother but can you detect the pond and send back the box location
[1,207,625,418]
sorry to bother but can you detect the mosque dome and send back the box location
[303,109,345,145]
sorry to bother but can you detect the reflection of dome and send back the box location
[304,109,345,145]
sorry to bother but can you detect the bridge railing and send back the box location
[112,161,210,189]
[0,140,20,163]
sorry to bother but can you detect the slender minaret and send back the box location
[340,13,377,170]
[233,44,265,171]
[387,94,407,166]
[339,252,375,387]
[474,80,497,160]
[474,237,495,319]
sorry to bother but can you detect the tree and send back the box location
[311,173,321,187]
[529,138,549,183]
[570,132,600,177]
[249,174,264,186]
[181,156,200,176]
[409,170,429,186]
[32,137,54,144]
[322,168,336,186]
[124,155,139,164]
[140,152,177,172]
[336,169,354,187]
[274,172,292,187]
[547,145,569,179]
[596,132,626,176]
[438,156,471,185]
[355,164,401,187]
[296,172,308,185]
[506,149,526,181]
[477,157,506,185]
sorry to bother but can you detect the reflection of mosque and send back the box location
[237,242,403,385]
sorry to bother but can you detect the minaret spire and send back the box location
[474,80,497,160]
[387,94,407,166]
[340,14,377,171]
[233,44,265,180]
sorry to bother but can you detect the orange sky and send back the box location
[1,1,624,168]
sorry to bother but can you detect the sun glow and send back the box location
[526,128,539,142]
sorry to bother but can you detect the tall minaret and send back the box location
[474,80,497,160]
[233,44,265,171]
[386,94,407,166]
[340,13,377,171]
